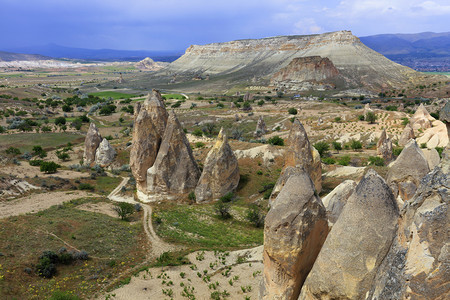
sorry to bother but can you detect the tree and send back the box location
[40,161,60,174]
[32,145,47,158]
[288,107,298,115]
[246,204,265,228]
[214,200,231,219]
[267,136,284,146]
[366,111,376,124]
[56,150,70,161]
[54,117,66,126]
[313,141,329,157]
[332,141,342,153]
[350,140,363,151]
[113,202,135,220]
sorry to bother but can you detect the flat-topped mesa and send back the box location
[254,116,267,137]
[262,171,328,300]
[387,139,430,203]
[410,103,435,131]
[95,138,116,167]
[83,123,102,166]
[145,111,201,201]
[376,129,393,163]
[270,119,321,204]
[130,89,168,192]
[195,128,240,203]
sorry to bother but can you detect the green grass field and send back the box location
[162,93,186,100]
[153,202,263,250]
[0,197,147,299]
[0,132,84,152]
[89,91,137,100]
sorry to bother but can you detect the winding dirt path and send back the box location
[107,177,179,258]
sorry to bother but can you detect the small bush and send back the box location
[366,111,377,124]
[29,159,44,166]
[393,147,403,156]
[192,128,203,137]
[6,146,21,155]
[54,117,66,126]
[313,141,329,157]
[73,250,89,261]
[332,141,342,153]
[350,140,363,151]
[368,156,385,166]
[435,147,444,158]
[49,291,81,300]
[32,145,47,158]
[40,161,60,174]
[334,117,341,122]
[36,256,57,278]
[420,143,427,149]
[215,200,232,219]
[322,157,336,165]
[78,183,95,191]
[246,205,265,228]
[220,192,234,203]
[113,202,135,220]
[195,142,205,148]
[338,155,351,166]
[358,115,365,121]
[267,136,284,146]
[288,108,298,115]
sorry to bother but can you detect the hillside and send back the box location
[0,51,49,62]
[360,32,450,71]
[149,31,440,93]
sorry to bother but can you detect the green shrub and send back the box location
[246,204,265,228]
[288,108,298,115]
[435,147,444,158]
[195,142,205,148]
[366,111,377,124]
[188,191,196,202]
[358,115,365,121]
[54,117,66,126]
[401,117,409,126]
[36,256,57,278]
[322,157,336,165]
[215,200,232,219]
[113,202,135,220]
[393,147,403,156]
[420,143,427,149]
[5,146,21,155]
[386,105,397,111]
[220,192,234,203]
[368,156,385,166]
[40,161,60,174]
[350,140,363,151]
[99,104,116,115]
[49,291,81,300]
[78,183,95,191]
[332,141,342,153]
[29,159,44,166]
[267,136,284,146]
[430,112,439,119]
[192,128,203,137]
[56,150,70,161]
[334,117,341,122]
[338,155,351,166]
[313,141,329,157]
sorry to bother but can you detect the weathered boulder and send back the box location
[299,169,399,300]
[369,164,449,300]
[416,119,449,148]
[195,128,239,203]
[422,148,441,170]
[387,140,430,202]
[376,129,393,163]
[411,103,435,131]
[270,119,321,203]
[254,116,267,137]
[94,138,116,167]
[146,111,201,200]
[440,100,450,137]
[364,103,373,116]
[439,145,449,174]
[130,89,168,192]
[262,172,328,300]
[398,123,415,147]
[83,123,102,166]
[321,180,356,225]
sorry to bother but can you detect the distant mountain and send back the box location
[0,51,50,62]
[360,32,450,71]
[4,44,182,62]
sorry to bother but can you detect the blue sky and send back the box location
[1,0,449,51]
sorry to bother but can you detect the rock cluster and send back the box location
[195,128,239,203]
[270,119,321,203]
[130,90,168,192]
[262,171,328,300]
[398,123,415,146]
[146,111,201,200]
[387,140,429,203]
[95,138,116,167]
[410,103,435,131]
[254,116,267,137]
[83,123,103,166]
[376,129,393,163]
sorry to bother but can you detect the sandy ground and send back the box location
[0,190,96,219]
[109,246,263,300]
[2,164,89,180]
[76,201,117,218]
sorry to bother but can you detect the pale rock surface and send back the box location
[195,128,239,203]
[398,123,415,147]
[440,100,450,137]
[387,140,430,201]
[299,169,399,300]
[376,129,393,163]
[364,103,373,116]
[321,180,357,225]
[416,119,449,148]
[262,172,328,300]
[411,103,435,131]
[422,148,441,170]
[130,90,168,192]
[94,138,116,167]
[254,116,267,137]
[270,119,321,203]
[83,123,102,166]
[145,111,201,200]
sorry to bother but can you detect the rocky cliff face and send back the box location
[164,30,428,91]
[83,123,102,166]
[271,56,340,89]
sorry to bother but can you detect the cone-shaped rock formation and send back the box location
[83,123,102,166]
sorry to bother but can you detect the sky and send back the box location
[0,0,449,51]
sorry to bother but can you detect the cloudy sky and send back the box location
[1,0,449,51]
